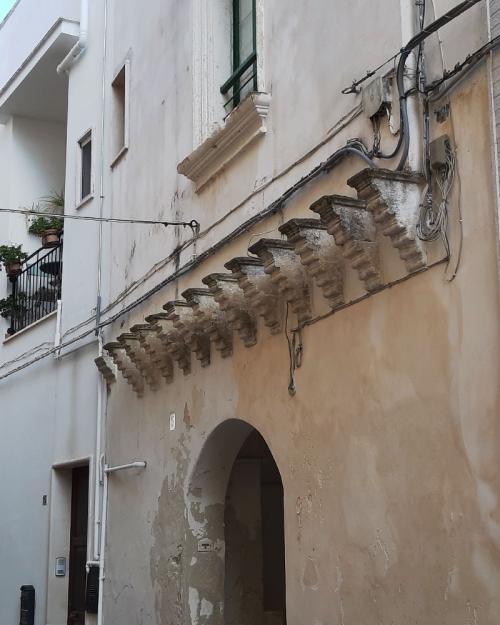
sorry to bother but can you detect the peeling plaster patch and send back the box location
[302,556,319,591]
[189,587,200,625]
[200,598,213,617]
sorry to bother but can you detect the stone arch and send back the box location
[184,419,286,625]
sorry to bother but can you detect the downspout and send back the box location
[96,462,146,625]
[400,0,423,172]
[57,0,88,74]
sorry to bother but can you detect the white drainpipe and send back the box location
[96,461,146,625]
[400,0,423,172]
[57,0,89,74]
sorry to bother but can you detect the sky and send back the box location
[0,0,15,22]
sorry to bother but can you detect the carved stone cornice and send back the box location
[202,273,257,347]
[104,341,145,397]
[224,256,282,334]
[248,238,311,322]
[279,218,345,309]
[310,194,382,292]
[117,333,161,391]
[145,312,191,376]
[347,168,426,272]
[182,288,233,358]
[142,316,175,383]
[164,300,212,368]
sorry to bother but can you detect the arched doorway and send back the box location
[185,420,286,625]
[224,429,286,625]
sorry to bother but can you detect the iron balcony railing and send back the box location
[8,242,63,335]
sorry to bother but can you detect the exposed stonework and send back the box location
[202,273,257,347]
[117,332,161,391]
[347,168,426,272]
[146,312,192,376]
[224,257,283,335]
[182,288,233,358]
[248,238,311,323]
[309,194,382,292]
[94,355,116,384]
[279,218,344,309]
[104,341,145,397]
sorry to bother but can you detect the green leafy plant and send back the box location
[0,293,27,319]
[0,245,27,264]
[28,216,64,236]
[40,190,64,212]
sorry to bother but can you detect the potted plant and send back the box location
[29,215,64,248]
[0,293,27,335]
[0,245,27,279]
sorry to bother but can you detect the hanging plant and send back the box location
[0,245,27,278]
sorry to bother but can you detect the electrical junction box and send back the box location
[198,538,214,553]
[55,557,66,577]
[429,134,451,171]
[362,75,392,118]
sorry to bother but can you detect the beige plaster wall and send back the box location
[101,65,500,625]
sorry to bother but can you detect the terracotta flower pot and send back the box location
[4,261,22,278]
[42,228,61,248]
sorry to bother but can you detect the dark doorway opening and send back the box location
[67,465,89,625]
[224,430,286,625]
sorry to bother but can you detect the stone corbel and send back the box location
[279,218,345,309]
[104,342,145,397]
[182,288,233,358]
[224,257,283,335]
[347,168,426,273]
[202,273,257,348]
[248,239,311,323]
[146,312,191,376]
[163,300,211,368]
[117,333,161,391]
[143,316,175,383]
[94,355,116,384]
[310,194,383,292]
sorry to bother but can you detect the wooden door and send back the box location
[67,465,89,625]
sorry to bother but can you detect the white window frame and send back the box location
[76,129,94,209]
[179,0,269,190]
[191,0,266,147]
[110,59,131,169]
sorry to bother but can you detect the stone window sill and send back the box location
[177,92,271,191]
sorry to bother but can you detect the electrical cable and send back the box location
[374,0,482,169]
[425,33,500,95]
[0,206,200,231]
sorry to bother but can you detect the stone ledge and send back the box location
[177,92,271,191]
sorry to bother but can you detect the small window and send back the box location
[78,132,92,202]
[221,0,257,112]
[111,61,129,166]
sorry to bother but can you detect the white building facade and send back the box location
[2,1,500,624]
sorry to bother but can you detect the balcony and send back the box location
[2,242,63,336]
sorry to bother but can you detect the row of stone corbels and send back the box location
[101,168,426,395]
